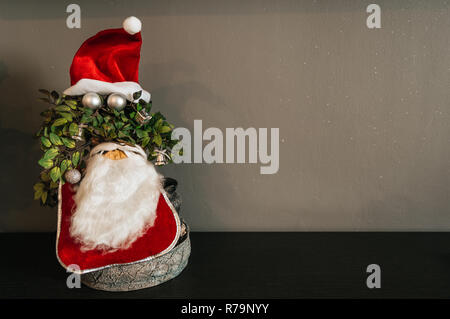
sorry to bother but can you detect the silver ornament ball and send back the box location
[65,169,81,184]
[82,92,102,109]
[107,93,127,110]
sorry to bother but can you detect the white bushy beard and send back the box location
[70,143,161,253]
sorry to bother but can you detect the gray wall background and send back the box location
[0,0,448,231]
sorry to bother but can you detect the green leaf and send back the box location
[54,105,71,112]
[159,126,172,134]
[40,171,51,182]
[52,118,68,127]
[108,131,117,139]
[34,189,43,200]
[58,112,73,122]
[38,89,50,96]
[60,159,70,174]
[43,148,59,160]
[38,158,53,169]
[41,191,48,204]
[35,127,43,137]
[69,123,79,136]
[145,101,152,112]
[155,118,163,130]
[114,121,124,130]
[72,152,80,167]
[95,128,105,137]
[83,107,94,116]
[49,133,63,146]
[41,136,51,148]
[50,181,59,189]
[101,123,109,132]
[153,134,162,146]
[136,128,148,139]
[118,131,127,138]
[62,123,69,135]
[81,114,92,124]
[49,166,61,182]
[142,136,151,148]
[50,91,59,101]
[64,100,78,109]
[61,137,76,148]
[33,183,45,192]
[96,114,103,124]
[61,159,71,172]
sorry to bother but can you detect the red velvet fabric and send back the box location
[57,183,178,271]
[69,28,142,85]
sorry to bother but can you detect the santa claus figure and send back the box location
[54,17,184,278]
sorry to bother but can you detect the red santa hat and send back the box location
[63,16,151,102]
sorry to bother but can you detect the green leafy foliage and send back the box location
[34,89,179,207]
[49,166,61,182]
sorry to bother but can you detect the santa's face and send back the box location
[69,142,161,252]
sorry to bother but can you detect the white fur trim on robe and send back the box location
[63,78,151,103]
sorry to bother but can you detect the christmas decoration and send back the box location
[63,16,150,103]
[64,169,81,184]
[34,89,178,206]
[71,123,87,141]
[33,16,189,290]
[107,93,127,110]
[123,16,142,35]
[81,92,102,109]
[136,109,152,125]
[154,149,170,166]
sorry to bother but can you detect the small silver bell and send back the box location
[154,153,167,166]
[71,124,87,141]
[136,110,151,125]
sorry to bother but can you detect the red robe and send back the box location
[56,183,181,273]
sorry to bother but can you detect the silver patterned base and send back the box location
[80,225,191,292]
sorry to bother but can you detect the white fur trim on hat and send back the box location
[123,16,142,35]
[63,79,151,103]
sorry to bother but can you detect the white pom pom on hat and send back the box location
[123,16,142,35]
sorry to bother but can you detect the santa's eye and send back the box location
[107,93,127,111]
[81,92,102,109]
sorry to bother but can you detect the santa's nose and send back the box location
[103,149,128,160]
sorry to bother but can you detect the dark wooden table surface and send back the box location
[1,232,450,299]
